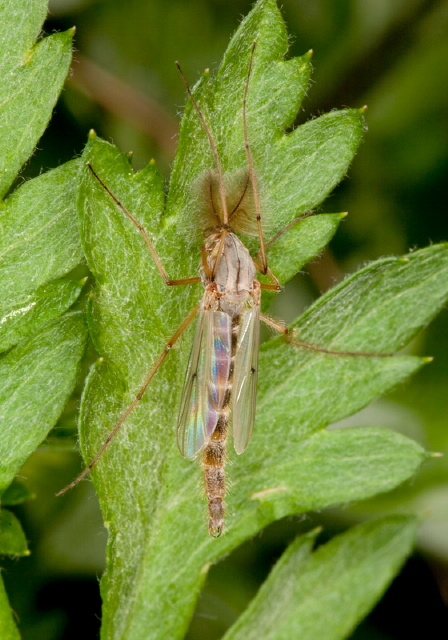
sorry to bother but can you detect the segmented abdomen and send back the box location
[202,313,239,536]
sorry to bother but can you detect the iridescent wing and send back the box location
[232,305,260,454]
[177,307,232,460]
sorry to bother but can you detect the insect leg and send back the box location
[243,41,269,275]
[260,314,393,357]
[253,261,281,291]
[87,162,201,287]
[56,304,200,496]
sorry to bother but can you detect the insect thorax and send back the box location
[201,231,258,317]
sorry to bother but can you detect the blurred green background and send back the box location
[5,0,448,638]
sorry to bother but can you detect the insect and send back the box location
[57,43,388,536]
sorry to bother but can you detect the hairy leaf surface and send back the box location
[75,1,447,638]
[224,516,417,640]
[0,0,74,197]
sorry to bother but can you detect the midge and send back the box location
[57,43,386,536]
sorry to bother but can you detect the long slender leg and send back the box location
[87,162,201,287]
[56,305,200,496]
[260,314,392,357]
[243,41,269,274]
[259,283,281,291]
[244,42,340,275]
[253,261,281,291]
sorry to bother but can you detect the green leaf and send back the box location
[223,516,418,640]
[0,509,29,557]
[0,0,48,75]
[0,160,84,352]
[264,212,346,284]
[0,278,84,352]
[165,0,362,263]
[260,211,346,311]
[258,107,365,239]
[232,429,426,531]
[0,575,20,640]
[256,244,448,445]
[293,244,448,353]
[0,0,85,634]
[79,135,167,378]
[0,312,88,494]
[74,1,448,637]
[0,1,74,197]
[1,478,34,506]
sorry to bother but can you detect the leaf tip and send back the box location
[430,451,443,458]
[150,158,156,165]
[339,212,348,220]
[80,276,89,286]
[423,356,434,364]
[69,26,77,36]
[22,49,34,65]
[204,67,210,77]
[88,129,97,140]
[305,48,313,59]
[360,105,368,113]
